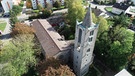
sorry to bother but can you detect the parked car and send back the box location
[3,14,10,17]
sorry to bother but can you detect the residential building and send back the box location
[116,0,135,5]
[115,69,132,76]
[131,0,135,5]
[116,0,125,3]
[73,5,99,76]
[12,0,21,5]
[31,0,64,9]
[1,0,13,13]
[31,19,71,63]
[112,3,129,15]
[125,6,135,17]
[31,0,45,9]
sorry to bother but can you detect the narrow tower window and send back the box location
[87,48,90,52]
[89,37,93,42]
[90,30,94,36]
[78,29,82,43]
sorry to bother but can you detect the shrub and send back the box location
[11,22,35,36]
[42,9,52,18]
[26,0,32,8]
[32,10,40,13]
[19,1,24,7]
[12,5,22,15]
[53,1,61,8]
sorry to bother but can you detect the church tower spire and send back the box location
[82,4,92,27]
[73,2,99,76]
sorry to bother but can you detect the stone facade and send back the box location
[73,5,99,76]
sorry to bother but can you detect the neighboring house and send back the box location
[115,69,132,76]
[31,0,64,9]
[31,19,71,63]
[12,0,21,5]
[92,8,103,16]
[125,6,135,17]
[131,0,135,5]
[112,3,129,15]
[116,0,135,5]
[1,0,13,14]
[116,0,125,3]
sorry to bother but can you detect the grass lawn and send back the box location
[0,22,7,31]
[105,7,113,12]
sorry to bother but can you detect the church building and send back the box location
[73,5,99,76]
[31,2,98,76]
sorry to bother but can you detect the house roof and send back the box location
[125,6,135,16]
[31,19,69,57]
[113,3,129,10]
[92,8,103,16]
[115,69,132,76]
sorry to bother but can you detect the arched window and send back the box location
[78,29,82,43]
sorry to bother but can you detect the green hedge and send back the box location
[32,10,40,13]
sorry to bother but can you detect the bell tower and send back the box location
[73,4,99,76]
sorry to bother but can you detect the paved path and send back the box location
[53,9,68,14]
[0,18,12,44]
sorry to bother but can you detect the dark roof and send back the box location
[31,19,69,57]
[92,8,103,16]
[113,3,129,10]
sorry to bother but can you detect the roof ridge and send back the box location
[37,19,62,53]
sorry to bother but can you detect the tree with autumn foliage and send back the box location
[37,57,75,76]
[11,22,35,36]
[26,0,32,8]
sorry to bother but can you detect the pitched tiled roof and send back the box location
[113,3,129,10]
[31,19,69,56]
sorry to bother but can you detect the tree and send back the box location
[42,9,52,18]
[92,13,97,23]
[109,15,131,28]
[0,40,3,51]
[46,3,53,10]
[94,15,134,71]
[12,5,22,15]
[37,4,44,12]
[67,0,85,33]
[53,1,61,8]
[37,57,75,76]
[9,10,19,26]
[26,0,32,8]
[11,22,35,36]
[0,35,37,76]
[97,16,109,38]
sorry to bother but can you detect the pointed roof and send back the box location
[82,4,92,27]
